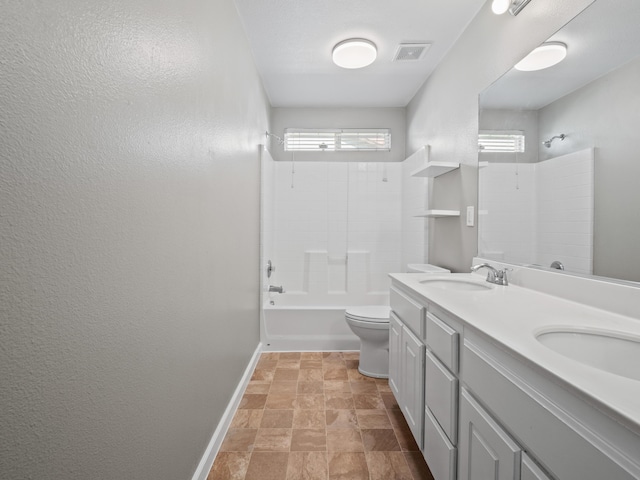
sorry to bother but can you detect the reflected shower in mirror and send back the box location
[478,0,640,283]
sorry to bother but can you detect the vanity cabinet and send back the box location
[461,333,638,480]
[389,286,426,449]
[389,276,640,480]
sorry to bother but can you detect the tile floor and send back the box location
[207,351,435,480]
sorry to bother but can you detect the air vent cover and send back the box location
[393,43,431,61]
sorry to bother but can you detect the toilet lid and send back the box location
[345,306,391,323]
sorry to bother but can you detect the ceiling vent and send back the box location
[393,43,431,62]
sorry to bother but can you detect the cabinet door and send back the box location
[458,388,521,480]
[401,325,425,449]
[389,312,403,402]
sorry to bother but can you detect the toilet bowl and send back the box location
[345,264,451,378]
[345,306,392,378]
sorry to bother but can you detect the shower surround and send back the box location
[261,151,407,350]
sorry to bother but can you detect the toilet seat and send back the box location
[345,305,391,323]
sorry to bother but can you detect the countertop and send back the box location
[389,272,640,436]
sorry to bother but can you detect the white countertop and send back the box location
[389,272,640,435]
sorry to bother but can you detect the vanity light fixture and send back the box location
[491,0,532,16]
[514,42,567,71]
[332,39,377,69]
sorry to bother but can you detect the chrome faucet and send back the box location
[268,285,285,294]
[470,263,509,286]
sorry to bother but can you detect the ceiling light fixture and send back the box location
[332,39,377,69]
[491,0,532,16]
[514,42,568,71]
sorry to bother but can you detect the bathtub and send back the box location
[261,292,389,351]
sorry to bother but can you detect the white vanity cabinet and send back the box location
[389,274,640,480]
[461,332,639,480]
[389,286,426,449]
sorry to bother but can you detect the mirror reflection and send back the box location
[478,0,640,283]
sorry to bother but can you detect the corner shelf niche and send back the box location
[407,146,460,178]
[414,210,461,218]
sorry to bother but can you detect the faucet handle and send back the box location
[496,268,510,286]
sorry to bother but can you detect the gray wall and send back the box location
[270,107,406,163]
[538,57,640,281]
[406,0,595,272]
[0,0,269,479]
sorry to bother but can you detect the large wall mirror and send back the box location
[478,0,640,284]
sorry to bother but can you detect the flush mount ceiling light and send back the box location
[492,0,532,16]
[514,42,568,71]
[332,39,377,69]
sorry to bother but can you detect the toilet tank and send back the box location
[407,264,451,274]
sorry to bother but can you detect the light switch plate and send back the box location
[466,206,475,227]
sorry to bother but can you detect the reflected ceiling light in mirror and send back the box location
[492,0,532,16]
[514,42,568,71]
[332,39,377,69]
[492,0,510,15]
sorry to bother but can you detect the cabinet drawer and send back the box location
[390,286,425,338]
[426,312,459,373]
[425,349,458,444]
[423,405,457,480]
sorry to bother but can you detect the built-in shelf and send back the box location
[411,161,460,178]
[406,145,460,178]
[414,210,461,218]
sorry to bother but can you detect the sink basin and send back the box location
[419,278,493,292]
[536,329,640,381]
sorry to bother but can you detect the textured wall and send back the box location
[406,0,595,272]
[0,0,269,478]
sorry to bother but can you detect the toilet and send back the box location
[345,306,392,378]
[345,264,451,378]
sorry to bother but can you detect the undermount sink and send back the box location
[419,278,493,292]
[536,329,640,381]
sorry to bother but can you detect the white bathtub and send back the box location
[261,293,389,351]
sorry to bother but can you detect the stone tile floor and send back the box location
[207,351,434,480]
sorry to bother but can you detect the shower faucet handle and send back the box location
[266,260,275,278]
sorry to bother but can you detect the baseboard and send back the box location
[190,342,263,480]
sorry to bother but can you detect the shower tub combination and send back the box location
[261,292,389,351]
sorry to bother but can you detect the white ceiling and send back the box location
[480,0,640,110]
[234,0,486,108]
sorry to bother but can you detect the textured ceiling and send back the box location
[234,0,486,107]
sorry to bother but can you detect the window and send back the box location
[284,128,391,152]
[478,131,525,153]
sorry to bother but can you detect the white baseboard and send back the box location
[191,342,263,480]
